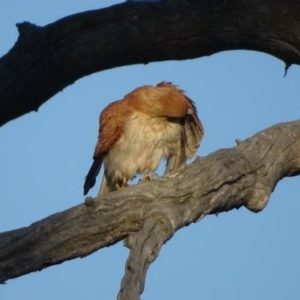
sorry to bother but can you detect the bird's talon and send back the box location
[115,182,128,190]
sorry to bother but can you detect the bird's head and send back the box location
[127,81,193,118]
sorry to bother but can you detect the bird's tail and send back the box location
[83,158,102,196]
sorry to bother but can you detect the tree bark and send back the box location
[0,120,299,299]
[1,0,300,127]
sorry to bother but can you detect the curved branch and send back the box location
[0,120,299,299]
[1,0,300,126]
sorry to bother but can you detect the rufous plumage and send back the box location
[83,82,203,197]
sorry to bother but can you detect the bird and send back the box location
[83,82,203,197]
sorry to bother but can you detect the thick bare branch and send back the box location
[1,0,300,126]
[118,216,171,300]
[0,120,299,300]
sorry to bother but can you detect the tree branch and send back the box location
[1,0,300,126]
[0,120,299,299]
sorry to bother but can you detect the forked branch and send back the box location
[0,120,300,299]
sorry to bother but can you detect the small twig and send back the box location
[284,62,292,77]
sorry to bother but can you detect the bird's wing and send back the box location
[164,126,187,174]
[184,98,204,159]
[164,87,204,174]
[83,99,131,196]
[93,100,131,158]
[185,117,203,158]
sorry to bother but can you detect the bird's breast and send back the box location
[103,112,183,181]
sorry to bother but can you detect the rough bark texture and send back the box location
[1,0,300,127]
[1,120,300,299]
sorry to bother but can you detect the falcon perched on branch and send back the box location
[83,82,203,197]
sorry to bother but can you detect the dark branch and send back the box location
[1,0,300,126]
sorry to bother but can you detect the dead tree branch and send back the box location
[1,0,300,126]
[0,120,299,299]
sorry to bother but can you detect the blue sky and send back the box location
[1,1,300,299]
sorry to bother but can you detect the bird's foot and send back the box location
[139,172,157,183]
[115,177,128,190]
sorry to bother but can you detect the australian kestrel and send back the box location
[84,82,203,197]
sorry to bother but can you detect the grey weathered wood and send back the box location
[1,0,300,126]
[0,120,299,300]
